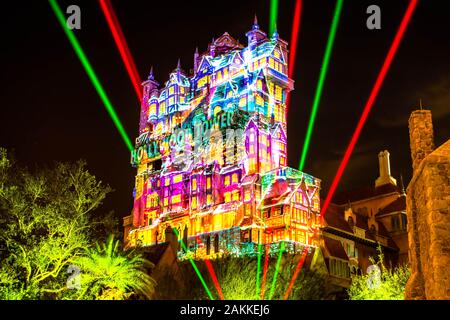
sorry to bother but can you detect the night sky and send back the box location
[1,0,449,221]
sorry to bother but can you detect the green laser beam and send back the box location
[256,243,263,299]
[269,0,279,36]
[268,240,285,300]
[48,0,133,152]
[172,228,214,300]
[299,0,344,171]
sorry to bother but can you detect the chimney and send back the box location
[375,150,397,187]
[408,109,435,173]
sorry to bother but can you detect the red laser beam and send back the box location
[283,246,309,300]
[320,0,418,217]
[195,236,225,300]
[99,0,142,101]
[286,0,303,112]
[288,0,302,79]
[260,245,270,299]
[104,0,141,86]
[204,259,225,300]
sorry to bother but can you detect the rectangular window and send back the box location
[192,196,197,209]
[172,194,181,204]
[207,177,211,189]
[149,104,157,115]
[244,190,251,202]
[164,198,168,206]
[165,177,170,186]
[168,97,174,105]
[275,85,283,101]
[257,80,263,90]
[256,95,264,106]
[232,173,238,183]
[249,159,256,172]
[198,76,208,88]
[207,194,212,205]
[174,174,182,183]
[169,86,175,95]
[269,57,275,69]
[224,175,230,186]
[239,97,247,107]
[192,178,197,190]
[232,190,239,201]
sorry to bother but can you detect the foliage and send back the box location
[71,235,155,300]
[157,249,327,300]
[348,246,410,300]
[0,147,152,300]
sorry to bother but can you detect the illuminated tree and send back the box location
[0,147,117,299]
[74,235,155,300]
[348,246,410,300]
[174,254,327,300]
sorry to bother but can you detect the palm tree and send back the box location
[75,235,156,300]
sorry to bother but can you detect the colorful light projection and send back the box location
[127,19,322,262]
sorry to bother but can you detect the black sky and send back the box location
[1,0,449,221]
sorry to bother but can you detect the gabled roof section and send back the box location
[376,195,406,216]
[212,32,243,54]
[323,203,353,233]
[229,51,244,67]
[271,123,287,141]
[324,237,349,261]
[197,55,213,73]
[332,183,400,205]
[250,41,276,60]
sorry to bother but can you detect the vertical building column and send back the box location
[408,110,435,173]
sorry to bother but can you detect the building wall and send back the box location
[406,109,450,300]
[406,140,450,299]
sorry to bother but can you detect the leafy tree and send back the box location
[348,246,410,300]
[0,147,121,299]
[72,235,155,300]
[167,249,328,300]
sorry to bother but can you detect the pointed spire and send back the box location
[252,14,260,30]
[347,200,352,210]
[176,58,181,70]
[399,175,406,195]
[272,24,279,39]
[147,66,154,80]
[420,99,423,110]
[194,47,199,74]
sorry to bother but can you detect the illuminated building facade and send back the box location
[126,18,322,259]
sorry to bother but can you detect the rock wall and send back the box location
[406,109,450,299]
